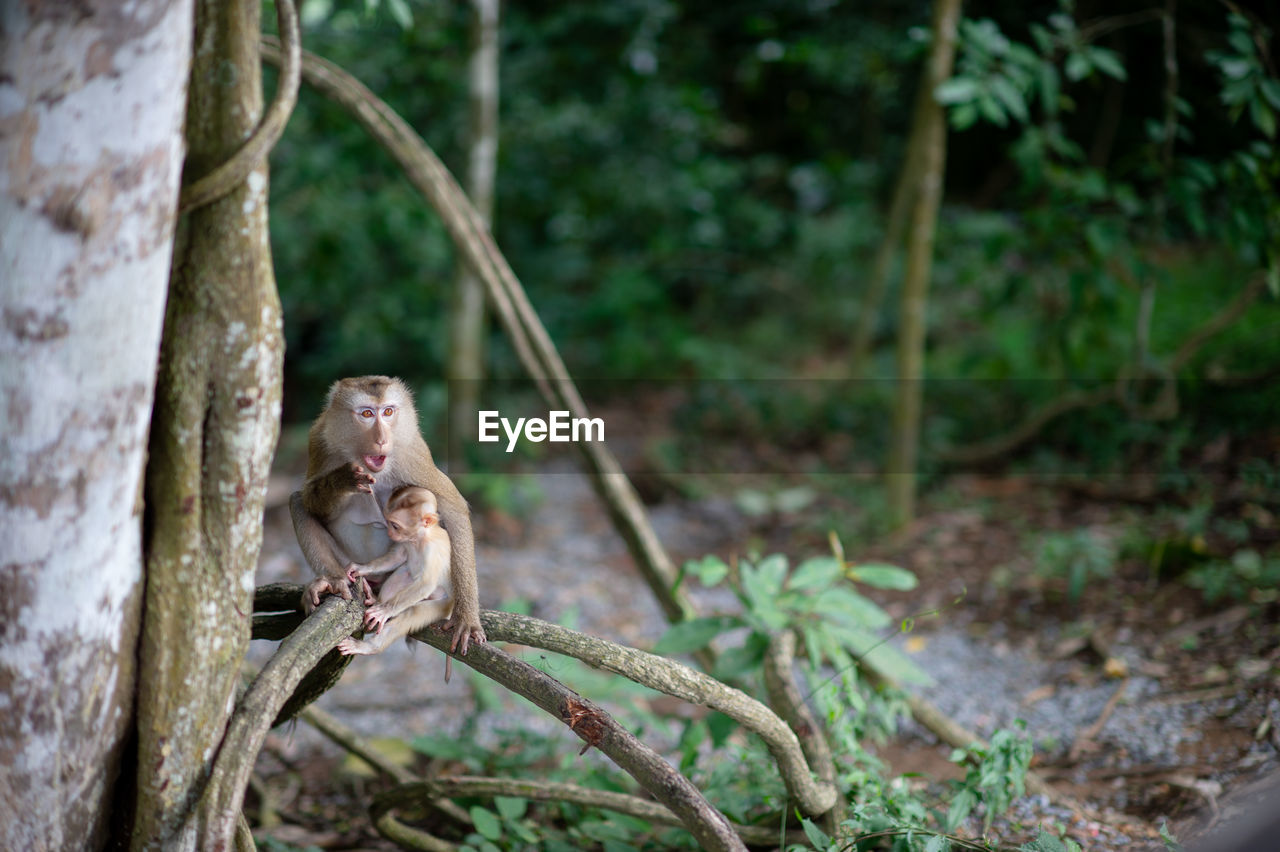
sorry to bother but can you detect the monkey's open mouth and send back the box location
[364,455,387,472]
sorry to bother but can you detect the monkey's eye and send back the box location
[358,408,375,419]
[388,522,400,532]
[382,406,395,418]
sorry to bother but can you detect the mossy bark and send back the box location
[133,0,284,847]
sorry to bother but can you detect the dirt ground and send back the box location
[250,447,1279,851]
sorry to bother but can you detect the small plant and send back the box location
[1035,529,1116,601]
[945,721,1034,832]
[1184,549,1280,603]
[1020,826,1083,852]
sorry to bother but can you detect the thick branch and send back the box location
[407,623,745,851]
[763,631,844,828]
[472,610,837,816]
[201,595,365,846]
[258,38,695,628]
[179,0,300,214]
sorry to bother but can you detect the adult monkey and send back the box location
[290,375,485,655]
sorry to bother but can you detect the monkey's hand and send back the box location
[365,604,391,634]
[303,575,353,612]
[344,565,377,605]
[350,463,375,494]
[445,613,486,656]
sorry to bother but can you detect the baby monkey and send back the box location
[337,485,456,676]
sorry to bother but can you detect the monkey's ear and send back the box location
[423,512,439,527]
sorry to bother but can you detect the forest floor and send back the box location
[249,439,1279,851]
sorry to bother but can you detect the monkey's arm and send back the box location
[290,491,353,607]
[430,478,486,654]
[347,545,408,580]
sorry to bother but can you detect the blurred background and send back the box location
[252,3,1278,845]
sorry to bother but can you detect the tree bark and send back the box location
[447,0,500,454]
[886,0,962,528]
[0,2,192,848]
[132,0,284,846]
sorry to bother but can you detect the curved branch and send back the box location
[373,777,803,847]
[406,621,746,851]
[258,37,696,631]
[763,631,844,827]
[200,593,365,842]
[179,0,301,214]
[474,610,838,816]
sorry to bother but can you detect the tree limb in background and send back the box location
[940,274,1267,465]
[447,0,501,453]
[886,0,964,528]
[850,113,924,376]
[259,37,697,631]
[179,0,300,215]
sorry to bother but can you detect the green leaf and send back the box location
[848,563,918,590]
[789,556,844,590]
[945,787,977,831]
[925,834,950,852]
[712,632,769,680]
[951,102,979,130]
[470,806,502,841]
[813,586,891,629]
[800,816,832,848]
[935,76,980,105]
[653,615,742,654]
[742,555,787,607]
[1262,78,1280,110]
[734,489,772,517]
[684,555,729,587]
[1088,47,1127,81]
[991,76,1029,124]
[977,93,1007,126]
[1250,98,1276,138]
[1064,51,1090,82]
[385,0,412,29]
[774,486,817,514]
[495,796,527,821]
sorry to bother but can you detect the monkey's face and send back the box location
[351,401,398,472]
[325,376,414,475]
[385,509,422,542]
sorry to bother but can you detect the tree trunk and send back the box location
[132,0,284,846]
[447,0,500,456]
[886,0,962,528]
[0,1,192,848]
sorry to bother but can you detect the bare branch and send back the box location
[475,610,838,817]
[407,621,746,851]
